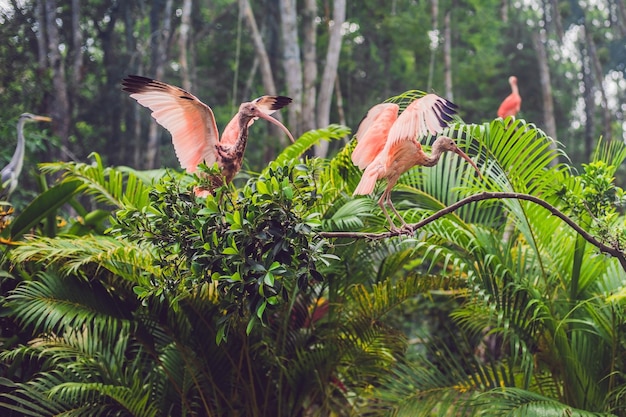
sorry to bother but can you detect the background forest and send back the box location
[0,0,625,205]
[2,0,626,416]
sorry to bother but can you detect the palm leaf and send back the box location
[591,137,626,170]
[271,124,350,168]
[3,271,129,338]
[9,180,81,239]
[475,388,616,416]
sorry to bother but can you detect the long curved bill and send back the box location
[453,147,484,179]
[256,112,296,143]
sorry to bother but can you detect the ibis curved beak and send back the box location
[453,147,484,179]
[255,112,296,143]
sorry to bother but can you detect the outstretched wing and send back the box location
[384,94,457,151]
[220,95,293,147]
[122,75,219,173]
[351,102,399,170]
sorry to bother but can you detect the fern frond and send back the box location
[348,274,465,322]
[48,380,159,417]
[9,235,157,283]
[40,153,152,209]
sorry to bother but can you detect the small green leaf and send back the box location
[257,180,269,195]
[133,286,148,297]
[222,247,238,255]
[216,325,226,344]
[246,318,256,335]
[271,176,280,191]
[268,261,281,271]
[256,301,267,319]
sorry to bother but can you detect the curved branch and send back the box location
[319,192,626,272]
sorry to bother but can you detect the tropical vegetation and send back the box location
[1,0,626,416]
[2,90,626,415]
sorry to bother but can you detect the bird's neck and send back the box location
[233,113,253,153]
[510,82,519,95]
[422,147,443,167]
[11,119,27,169]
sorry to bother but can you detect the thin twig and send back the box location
[318,192,626,272]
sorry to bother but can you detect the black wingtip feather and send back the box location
[121,75,166,94]
[445,98,459,110]
[269,96,293,110]
[432,98,458,128]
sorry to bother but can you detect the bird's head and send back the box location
[508,76,518,85]
[238,102,295,143]
[20,113,52,123]
[434,135,483,179]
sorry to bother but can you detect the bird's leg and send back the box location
[387,199,409,229]
[386,195,413,234]
[378,192,402,232]
[377,193,395,230]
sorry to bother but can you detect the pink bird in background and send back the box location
[122,75,294,195]
[497,76,521,119]
[352,94,482,231]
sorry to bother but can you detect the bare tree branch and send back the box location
[318,192,626,272]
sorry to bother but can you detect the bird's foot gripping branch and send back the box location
[113,161,332,343]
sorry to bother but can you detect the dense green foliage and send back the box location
[2,87,626,415]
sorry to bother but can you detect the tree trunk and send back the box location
[35,0,47,72]
[44,0,71,161]
[241,0,286,149]
[71,0,83,87]
[145,0,173,170]
[241,0,278,97]
[122,1,144,169]
[581,41,594,158]
[335,76,346,128]
[443,10,453,100]
[279,0,303,137]
[427,0,438,91]
[314,0,346,158]
[584,23,612,142]
[531,29,558,165]
[301,0,317,134]
[179,0,193,91]
[612,0,626,37]
[549,0,564,41]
